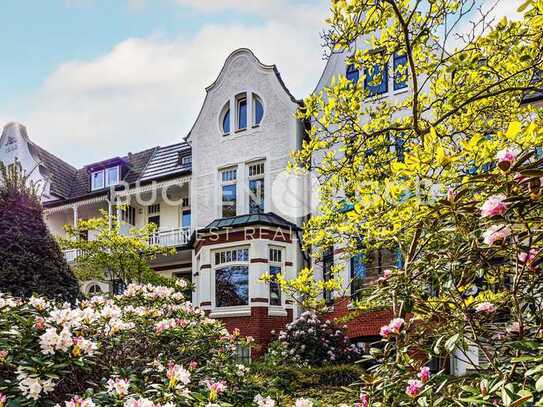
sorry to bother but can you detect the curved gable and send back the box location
[186,48,300,142]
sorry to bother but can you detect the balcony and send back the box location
[149,228,192,248]
[64,249,81,263]
[63,228,191,263]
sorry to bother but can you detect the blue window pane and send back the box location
[249,179,264,214]
[255,99,264,125]
[393,53,408,90]
[238,99,247,129]
[269,265,282,306]
[365,63,388,96]
[395,248,404,269]
[350,253,366,299]
[346,64,359,83]
[182,210,191,228]
[222,184,236,217]
[223,109,230,134]
[216,266,249,307]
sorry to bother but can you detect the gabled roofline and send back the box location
[185,48,302,142]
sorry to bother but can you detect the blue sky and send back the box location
[1,0,328,167]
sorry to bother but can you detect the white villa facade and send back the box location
[1,42,541,363]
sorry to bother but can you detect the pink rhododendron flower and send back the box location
[206,380,227,393]
[64,396,95,407]
[447,187,456,202]
[405,379,424,398]
[0,350,7,361]
[388,318,405,333]
[379,324,392,338]
[0,393,6,407]
[189,360,198,369]
[357,393,369,407]
[480,194,508,218]
[507,321,521,334]
[518,248,539,269]
[482,224,511,245]
[496,148,518,170]
[377,269,393,283]
[418,367,431,383]
[476,302,497,314]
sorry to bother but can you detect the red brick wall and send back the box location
[325,297,393,339]
[216,307,293,358]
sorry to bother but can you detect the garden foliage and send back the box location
[0,160,80,303]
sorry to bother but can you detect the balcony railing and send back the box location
[64,249,81,263]
[149,228,192,247]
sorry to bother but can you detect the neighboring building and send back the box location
[0,49,306,358]
[312,38,412,349]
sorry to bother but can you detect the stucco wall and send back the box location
[189,49,303,230]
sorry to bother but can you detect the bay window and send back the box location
[269,247,283,306]
[214,247,250,307]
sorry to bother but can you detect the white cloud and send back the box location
[17,3,327,167]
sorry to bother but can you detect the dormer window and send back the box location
[91,166,120,191]
[178,153,192,166]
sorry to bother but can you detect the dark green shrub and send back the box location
[0,160,80,302]
[253,363,363,392]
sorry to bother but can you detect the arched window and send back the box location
[222,108,231,134]
[87,284,102,295]
[254,96,264,125]
[237,97,248,130]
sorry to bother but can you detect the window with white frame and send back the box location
[121,205,136,226]
[148,204,160,214]
[247,161,265,214]
[237,94,248,130]
[269,247,283,306]
[91,166,120,191]
[221,167,237,217]
[253,94,264,126]
[220,93,265,135]
[214,247,249,307]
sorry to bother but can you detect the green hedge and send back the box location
[253,363,363,391]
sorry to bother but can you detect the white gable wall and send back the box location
[0,123,54,201]
[189,49,304,229]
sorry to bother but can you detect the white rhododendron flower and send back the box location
[295,398,313,407]
[254,394,276,406]
[106,378,130,397]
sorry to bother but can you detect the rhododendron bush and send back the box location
[0,283,259,406]
[266,311,362,367]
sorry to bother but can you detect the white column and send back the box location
[108,198,113,231]
[250,240,269,302]
[230,96,236,132]
[72,205,78,228]
[199,248,212,310]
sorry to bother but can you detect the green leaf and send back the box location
[444,333,460,352]
[536,375,543,392]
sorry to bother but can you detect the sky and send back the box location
[0,0,329,167]
[0,0,521,168]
